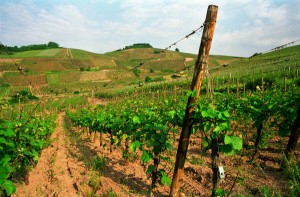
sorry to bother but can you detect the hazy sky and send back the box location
[1,0,299,57]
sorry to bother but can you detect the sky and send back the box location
[0,0,299,57]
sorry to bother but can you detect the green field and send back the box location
[0,44,299,96]
[0,48,63,58]
[36,48,61,57]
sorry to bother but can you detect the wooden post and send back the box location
[236,79,239,97]
[43,99,46,116]
[170,5,218,197]
[227,84,230,95]
[262,77,264,100]
[92,90,94,105]
[284,75,287,92]
[206,79,209,98]
[174,85,177,101]
[135,88,138,99]
[211,77,215,102]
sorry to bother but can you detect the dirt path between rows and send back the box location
[13,113,89,197]
[12,113,153,197]
[12,112,292,197]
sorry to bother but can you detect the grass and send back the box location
[87,155,106,172]
[88,171,102,191]
[46,73,60,85]
[3,74,47,86]
[70,49,92,59]
[36,49,62,57]
[0,81,10,98]
[283,157,300,197]
[0,86,10,97]
[0,49,62,58]
[58,71,82,83]
[20,58,66,72]
[44,96,88,110]
[189,156,205,166]
[105,188,117,197]
[0,62,18,71]
[210,45,300,79]
[0,50,42,58]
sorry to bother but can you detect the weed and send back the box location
[89,156,106,172]
[283,156,300,197]
[120,176,128,186]
[48,153,56,165]
[259,185,272,197]
[88,172,102,191]
[86,190,98,197]
[106,188,117,197]
[258,185,283,197]
[46,168,55,182]
[190,156,204,166]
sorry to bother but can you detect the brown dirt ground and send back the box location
[12,112,297,197]
[13,113,90,197]
[0,59,21,63]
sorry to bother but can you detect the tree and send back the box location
[133,69,141,77]
[175,48,180,52]
[145,76,153,83]
[47,41,59,48]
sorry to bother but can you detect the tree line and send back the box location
[0,41,60,54]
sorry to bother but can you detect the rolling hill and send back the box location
[0,44,299,98]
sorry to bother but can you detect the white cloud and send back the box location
[212,0,300,56]
[0,0,299,57]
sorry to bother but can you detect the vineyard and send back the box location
[0,6,300,196]
[0,114,56,196]
[63,89,299,196]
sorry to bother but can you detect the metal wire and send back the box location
[0,41,35,87]
[104,24,205,86]
[0,41,41,121]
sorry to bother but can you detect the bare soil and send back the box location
[13,113,90,197]
[12,113,296,197]
[0,59,21,63]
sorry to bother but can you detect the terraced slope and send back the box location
[0,44,299,97]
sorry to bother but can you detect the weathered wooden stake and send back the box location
[170,5,218,197]
[236,79,239,97]
[262,77,265,100]
[227,84,230,95]
[284,75,287,92]
[174,85,177,101]
[135,88,138,99]
[206,79,209,98]
[92,90,94,105]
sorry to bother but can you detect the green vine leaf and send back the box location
[132,116,141,124]
[1,180,16,196]
[130,141,141,152]
[141,151,152,163]
[219,144,234,156]
[146,164,155,174]
[231,136,243,150]
[161,175,171,186]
